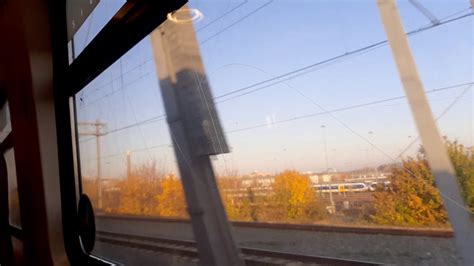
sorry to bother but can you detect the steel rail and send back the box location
[96,214,454,238]
[96,230,380,265]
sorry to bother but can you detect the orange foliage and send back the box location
[83,162,188,218]
[371,156,448,226]
[216,170,327,223]
[218,176,258,221]
[446,140,474,211]
[82,178,99,206]
[265,170,324,222]
[84,162,326,224]
[117,176,161,215]
[155,175,187,217]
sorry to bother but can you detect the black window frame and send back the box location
[49,0,187,264]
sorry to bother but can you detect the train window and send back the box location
[66,0,126,60]
[69,0,473,264]
[74,21,190,262]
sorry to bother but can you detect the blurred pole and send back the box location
[377,1,474,264]
[150,7,243,266]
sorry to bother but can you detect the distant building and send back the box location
[241,172,274,187]
[308,172,345,184]
[344,173,390,183]
[322,174,332,183]
[309,174,320,184]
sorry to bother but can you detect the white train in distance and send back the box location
[313,181,391,193]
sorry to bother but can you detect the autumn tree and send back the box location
[155,175,187,217]
[218,175,258,221]
[246,187,259,221]
[82,178,99,206]
[116,162,163,216]
[371,139,473,226]
[446,140,474,212]
[371,155,447,226]
[117,175,161,215]
[265,170,324,222]
[228,188,259,221]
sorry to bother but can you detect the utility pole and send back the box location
[321,125,329,172]
[368,131,374,174]
[78,120,107,209]
[321,125,334,212]
[126,150,132,180]
[377,1,474,264]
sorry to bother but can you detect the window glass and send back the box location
[75,1,473,264]
[75,23,188,261]
[205,2,471,264]
[67,0,126,60]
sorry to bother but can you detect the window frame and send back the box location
[49,0,187,264]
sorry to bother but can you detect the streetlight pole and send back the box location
[368,131,375,175]
[321,125,329,172]
[78,120,107,209]
[126,150,132,180]
[321,125,334,212]
[96,124,102,208]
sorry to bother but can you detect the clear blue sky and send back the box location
[73,0,473,178]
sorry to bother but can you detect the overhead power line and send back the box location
[79,115,166,144]
[80,59,154,100]
[395,84,473,159]
[80,9,471,108]
[408,0,440,25]
[79,0,263,105]
[107,115,166,135]
[78,81,472,141]
[200,0,274,45]
[79,10,473,132]
[225,82,473,134]
[196,0,248,32]
[214,11,473,102]
[79,71,152,108]
[84,143,172,162]
[77,10,472,142]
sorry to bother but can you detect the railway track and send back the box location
[96,230,380,265]
[96,214,454,237]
